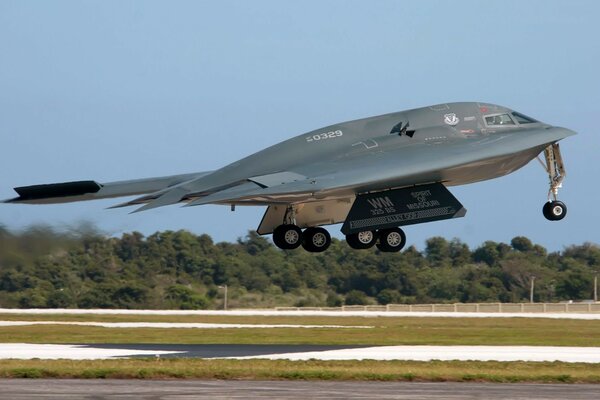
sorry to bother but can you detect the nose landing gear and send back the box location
[538,143,568,221]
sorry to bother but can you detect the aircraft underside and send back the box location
[265,143,568,253]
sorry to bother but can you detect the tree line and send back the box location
[0,224,598,309]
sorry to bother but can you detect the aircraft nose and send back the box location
[553,127,577,139]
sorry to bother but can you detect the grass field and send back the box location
[1,359,600,383]
[1,312,600,382]
[1,313,599,346]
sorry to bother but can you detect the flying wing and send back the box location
[2,101,577,253]
[5,125,572,214]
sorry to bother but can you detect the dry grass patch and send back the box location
[0,316,599,346]
[0,359,599,383]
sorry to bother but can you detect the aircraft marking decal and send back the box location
[341,183,466,234]
[444,113,460,126]
[348,206,458,230]
[306,130,343,143]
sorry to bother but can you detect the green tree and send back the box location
[165,285,208,309]
[45,290,73,308]
[556,263,592,300]
[425,237,451,267]
[511,236,534,252]
[326,292,343,307]
[473,241,501,266]
[18,288,48,308]
[377,288,401,304]
[449,238,471,267]
[1,224,599,309]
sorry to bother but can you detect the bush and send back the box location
[376,289,401,305]
[46,290,72,308]
[18,289,48,308]
[326,292,342,307]
[345,290,368,305]
[165,285,208,309]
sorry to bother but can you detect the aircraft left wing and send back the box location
[3,171,212,205]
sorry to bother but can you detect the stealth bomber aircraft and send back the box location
[4,102,575,253]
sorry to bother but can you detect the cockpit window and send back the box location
[511,111,537,124]
[485,113,515,126]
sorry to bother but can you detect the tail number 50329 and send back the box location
[306,130,343,143]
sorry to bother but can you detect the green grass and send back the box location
[1,359,599,383]
[2,313,600,382]
[0,314,599,346]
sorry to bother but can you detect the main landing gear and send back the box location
[538,143,567,221]
[272,206,332,253]
[271,205,407,253]
[272,224,331,252]
[346,227,406,253]
[272,224,303,250]
[272,224,407,253]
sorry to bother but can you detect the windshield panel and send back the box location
[485,114,515,126]
[511,111,538,124]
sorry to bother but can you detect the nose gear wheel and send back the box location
[542,200,567,221]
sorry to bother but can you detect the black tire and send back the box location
[543,201,567,221]
[377,227,406,252]
[346,230,377,249]
[302,227,331,253]
[272,224,303,249]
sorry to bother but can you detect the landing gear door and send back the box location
[341,183,466,235]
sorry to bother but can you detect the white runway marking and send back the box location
[0,321,372,329]
[1,308,599,320]
[233,345,600,363]
[0,343,183,360]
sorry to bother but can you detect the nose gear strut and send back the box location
[537,143,567,221]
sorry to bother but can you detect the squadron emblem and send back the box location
[444,113,460,126]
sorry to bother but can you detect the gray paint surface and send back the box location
[4,102,575,233]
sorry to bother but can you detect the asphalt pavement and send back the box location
[0,379,598,399]
[89,343,365,358]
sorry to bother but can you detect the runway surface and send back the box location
[3,343,600,362]
[0,379,598,399]
[0,344,363,360]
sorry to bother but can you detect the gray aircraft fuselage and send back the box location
[185,102,573,203]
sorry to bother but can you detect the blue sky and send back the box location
[1,1,598,251]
